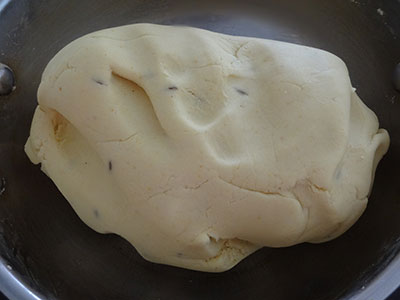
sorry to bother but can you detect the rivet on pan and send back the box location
[0,63,16,96]
[393,63,400,92]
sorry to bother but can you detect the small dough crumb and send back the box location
[25,24,390,272]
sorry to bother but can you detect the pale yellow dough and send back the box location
[25,24,390,272]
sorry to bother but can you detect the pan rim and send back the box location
[0,253,399,300]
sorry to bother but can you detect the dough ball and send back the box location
[25,24,390,272]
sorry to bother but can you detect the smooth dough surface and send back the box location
[25,24,390,272]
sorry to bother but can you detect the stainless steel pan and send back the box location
[0,1,399,299]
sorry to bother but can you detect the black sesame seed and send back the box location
[93,209,99,218]
[168,86,178,90]
[108,161,112,171]
[235,88,248,96]
[93,78,106,86]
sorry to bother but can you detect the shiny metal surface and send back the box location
[0,63,15,96]
[0,0,399,299]
[0,257,41,300]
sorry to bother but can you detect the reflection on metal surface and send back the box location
[0,258,42,300]
[0,63,15,96]
[0,0,12,13]
[0,178,5,196]
[362,258,400,300]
